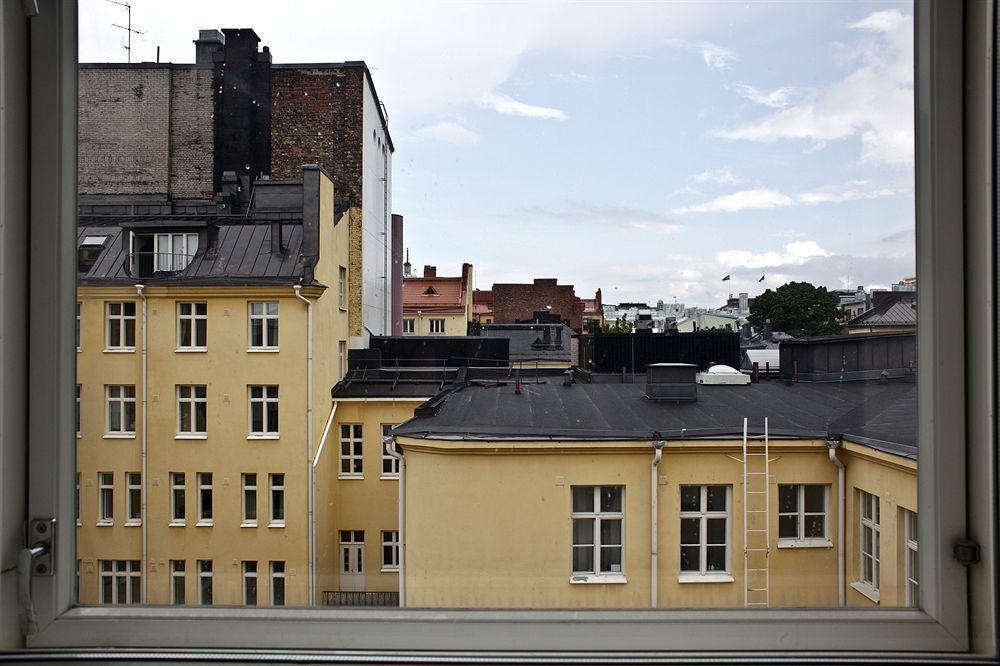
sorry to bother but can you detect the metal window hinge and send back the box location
[953,538,981,566]
[18,518,55,636]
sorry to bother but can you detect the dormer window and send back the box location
[154,233,198,272]
[78,235,107,273]
[424,286,438,296]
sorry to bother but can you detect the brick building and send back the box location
[491,278,597,331]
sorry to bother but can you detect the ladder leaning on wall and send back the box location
[743,416,770,608]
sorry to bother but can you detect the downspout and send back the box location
[385,437,405,608]
[827,439,846,607]
[293,284,315,605]
[650,440,665,608]
[135,284,148,603]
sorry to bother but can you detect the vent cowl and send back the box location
[645,363,697,402]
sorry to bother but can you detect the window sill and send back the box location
[380,474,400,481]
[339,306,348,312]
[241,522,258,528]
[247,348,279,353]
[569,574,627,585]
[76,433,81,439]
[175,348,208,353]
[338,474,365,480]
[175,434,208,440]
[103,433,136,439]
[168,521,186,528]
[247,435,280,440]
[103,348,136,353]
[851,581,881,604]
[95,521,113,527]
[678,573,735,584]
[777,538,833,549]
[76,520,82,527]
[124,521,141,528]
[195,521,214,528]
[381,567,399,573]
[268,522,285,529]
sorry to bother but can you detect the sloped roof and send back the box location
[403,277,467,313]
[848,298,917,328]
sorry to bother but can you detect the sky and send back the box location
[79,0,915,308]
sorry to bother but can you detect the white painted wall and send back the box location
[361,76,392,337]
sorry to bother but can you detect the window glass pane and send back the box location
[778,485,797,513]
[599,486,621,512]
[680,518,700,545]
[599,519,622,546]
[572,546,594,574]
[705,518,726,545]
[778,515,799,540]
[804,485,825,513]
[680,486,700,512]
[706,546,726,572]
[680,546,699,573]
[705,486,726,512]
[571,487,593,513]
[571,518,594,545]
[805,515,825,539]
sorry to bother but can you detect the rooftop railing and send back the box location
[125,252,195,279]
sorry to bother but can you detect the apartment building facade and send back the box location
[401,264,474,337]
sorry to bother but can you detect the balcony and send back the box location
[126,252,195,279]
[322,591,399,607]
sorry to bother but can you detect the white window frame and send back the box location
[198,560,213,606]
[125,472,141,526]
[98,560,140,605]
[96,472,113,525]
[176,301,207,351]
[12,2,994,659]
[176,385,207,437]
[380,424,399,478]
[337,340,347,380]
[402,318,414,334]
[904,509,919,608]
[270,562,286,607]
[74,384,80,438]
[678,485,732,582]
[75,302,80,351]
[104,301,135,351]
[428,318,445,334]
[169,472,185,526]
[853,489,882,602]
[777,484,830,547]
[104,384,135,437]
[196,472,213,526]
[75,473,80,526]
[248,301,279,350]
[339,530,365,575]
[269,473,285,527]
[242,473,258,527]
[248,385,279,438]
[570,486,625,583]
[338,266,347,309]
[170,560,185,605]
[339,423,363,478]
[153,232,198,272]
[243,561,258,606]
[381,530,400,572]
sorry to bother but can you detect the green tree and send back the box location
[602,315,634,333]
[748,281,842,337]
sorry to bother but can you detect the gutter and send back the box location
[384,437,405,608]
[827,439,846,606]
[135,284,148,603]
[650,440,665,608]
[293,284,315,606]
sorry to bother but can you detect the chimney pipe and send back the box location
[423,265,436,278]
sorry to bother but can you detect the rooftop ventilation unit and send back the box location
[645,363,697,402]
[696,364,750,385]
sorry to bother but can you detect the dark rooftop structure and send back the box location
[847,292,917,332]
[479,323,574,364]
[780,332,917,382]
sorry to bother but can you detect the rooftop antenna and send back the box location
[106,0,144,63]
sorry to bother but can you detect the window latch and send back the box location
[953,538,981,566]
[17,518,55,636]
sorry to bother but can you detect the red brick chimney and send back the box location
[423,265,437,278]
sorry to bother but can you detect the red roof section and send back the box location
[403,263,472,313]
[473,289,493,315]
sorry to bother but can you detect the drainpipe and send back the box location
[135,284,148,603]
[293,284,315,605]
[385,436,405,608]
[650,440,665,608]
[827,439,846,607]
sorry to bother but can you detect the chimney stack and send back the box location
[194,29,224,65]
[423,265,436,278]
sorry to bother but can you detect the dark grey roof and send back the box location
[848,298,917,328]
[480,324,574,361]
[392,379,917,456]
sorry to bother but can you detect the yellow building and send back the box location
[391,373,918,609]
[76,166,351,606]
[402,264,473,336]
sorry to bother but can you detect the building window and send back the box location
[177,301,207,349]
[99,560,140,605]
[198,560,213,605]
[105,301,136,350]
[170,560,185,605]
[75,472,81,526]
[177,385,207,436]
[249,385,279,436]
[402,318,414,334]
[269,473,285,526]
[248,301,279,349]
[777,484,827,543]
[125,472,141,525]
[154,232,198,271]
[243,561,258,606]
[858,489,881,596]
[338,340,347,380]
[75,384,81,437]
[381,424,399,477]
[76,302,81,351]
[904,509,918,607]
[382,530,400,571]
[97,472,114,525]
[270,561,286,606]
[339,424,363,477]
[679,485,730,577]
[338,266,347,308]
[570,486,624,578]
[428,318,445,334]
[242,473,257,526]
[170,472,185,525]
[339,530,365,575]
[105,384,136,435]
[197,472,213,525]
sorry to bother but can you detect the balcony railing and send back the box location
[322,591,399,607]
[126,252,194,279]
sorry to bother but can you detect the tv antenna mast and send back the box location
[106,0,144,63]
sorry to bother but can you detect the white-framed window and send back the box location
[99,560,140,605]
[170,560,185,605]
[402,318,414,334]
[381,530,400,571]
[857,489,881,596]
[679,485,730,578]
[242,473,257,526]
[339,423,363,477]
[338,340,347,380]
[125,472,141,525]
[243,561,258,606]
[249,385,279,437]
[381,424,399,478]
[270,561,286,606]
[97,471,113,525]
[339,530,365,575]
[105,301,136,350]
[197,472,213,525]
[75,472,81,526]
[904,508,919,607]
[169,472,185,525]
[75,301,81,351]
[75,384,81,437]
[177,385,207,436]
[248,301,279,350]
[105,384,136,435]
[153,232,198,272]
[269,473,285,526]
[177,301,207,350]
[777,484,828,543]
[198,560,213,606]
[570,486,624,579]
[338,266,347,308]
[428,318,445,334]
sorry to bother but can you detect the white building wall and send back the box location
[360,78,392,338]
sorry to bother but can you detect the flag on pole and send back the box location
[722,275,731,282]
[758,275,765,282]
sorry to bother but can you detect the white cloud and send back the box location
[730,84,809,108]
[796,187,896,205]
[672,188,793,214]
[415,121,479,145]
[664,38,738,71]
[477,91,568,120]
[551,71,591,82]
[717,241,831,270]
[710,10,914,166]
[516,201,679,232]
[691,167,740,184]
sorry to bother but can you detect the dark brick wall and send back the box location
[492,279,585,330]
[271,67,363,211]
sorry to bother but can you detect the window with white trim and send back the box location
[382,530,400,571]
[339,423,363,477]
[402,318,414,334]
[270,561,286,606]
[170,560,185,605]
[904,508,918,607]
[75,301,81,351]
[858,489,881,594]
[679,485,730,577]
[338,266,347,308]
[249,385,279,436]
[269,473,285,526]
[75,472,81,526]
[248,301,279,349]
[105,301,135,350]
[97,471,113,524]
[75,384,81,436]
[125,472,141,525]
[177,385,207,436]
[243,561,258,606]
[242,473,257,526]
[198,560,213,605]
[381,424,399,477]
[99,560,141,605]
[339,530,365,575]
[778,484,827,543]
[177,301,207,349]
[428,318,445,334]
[170,472,185,525]
[153,232,198,271]
[197,472,213,525]
[338,340,347,380]
[570,486,624,578]
[105,384,136,435]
